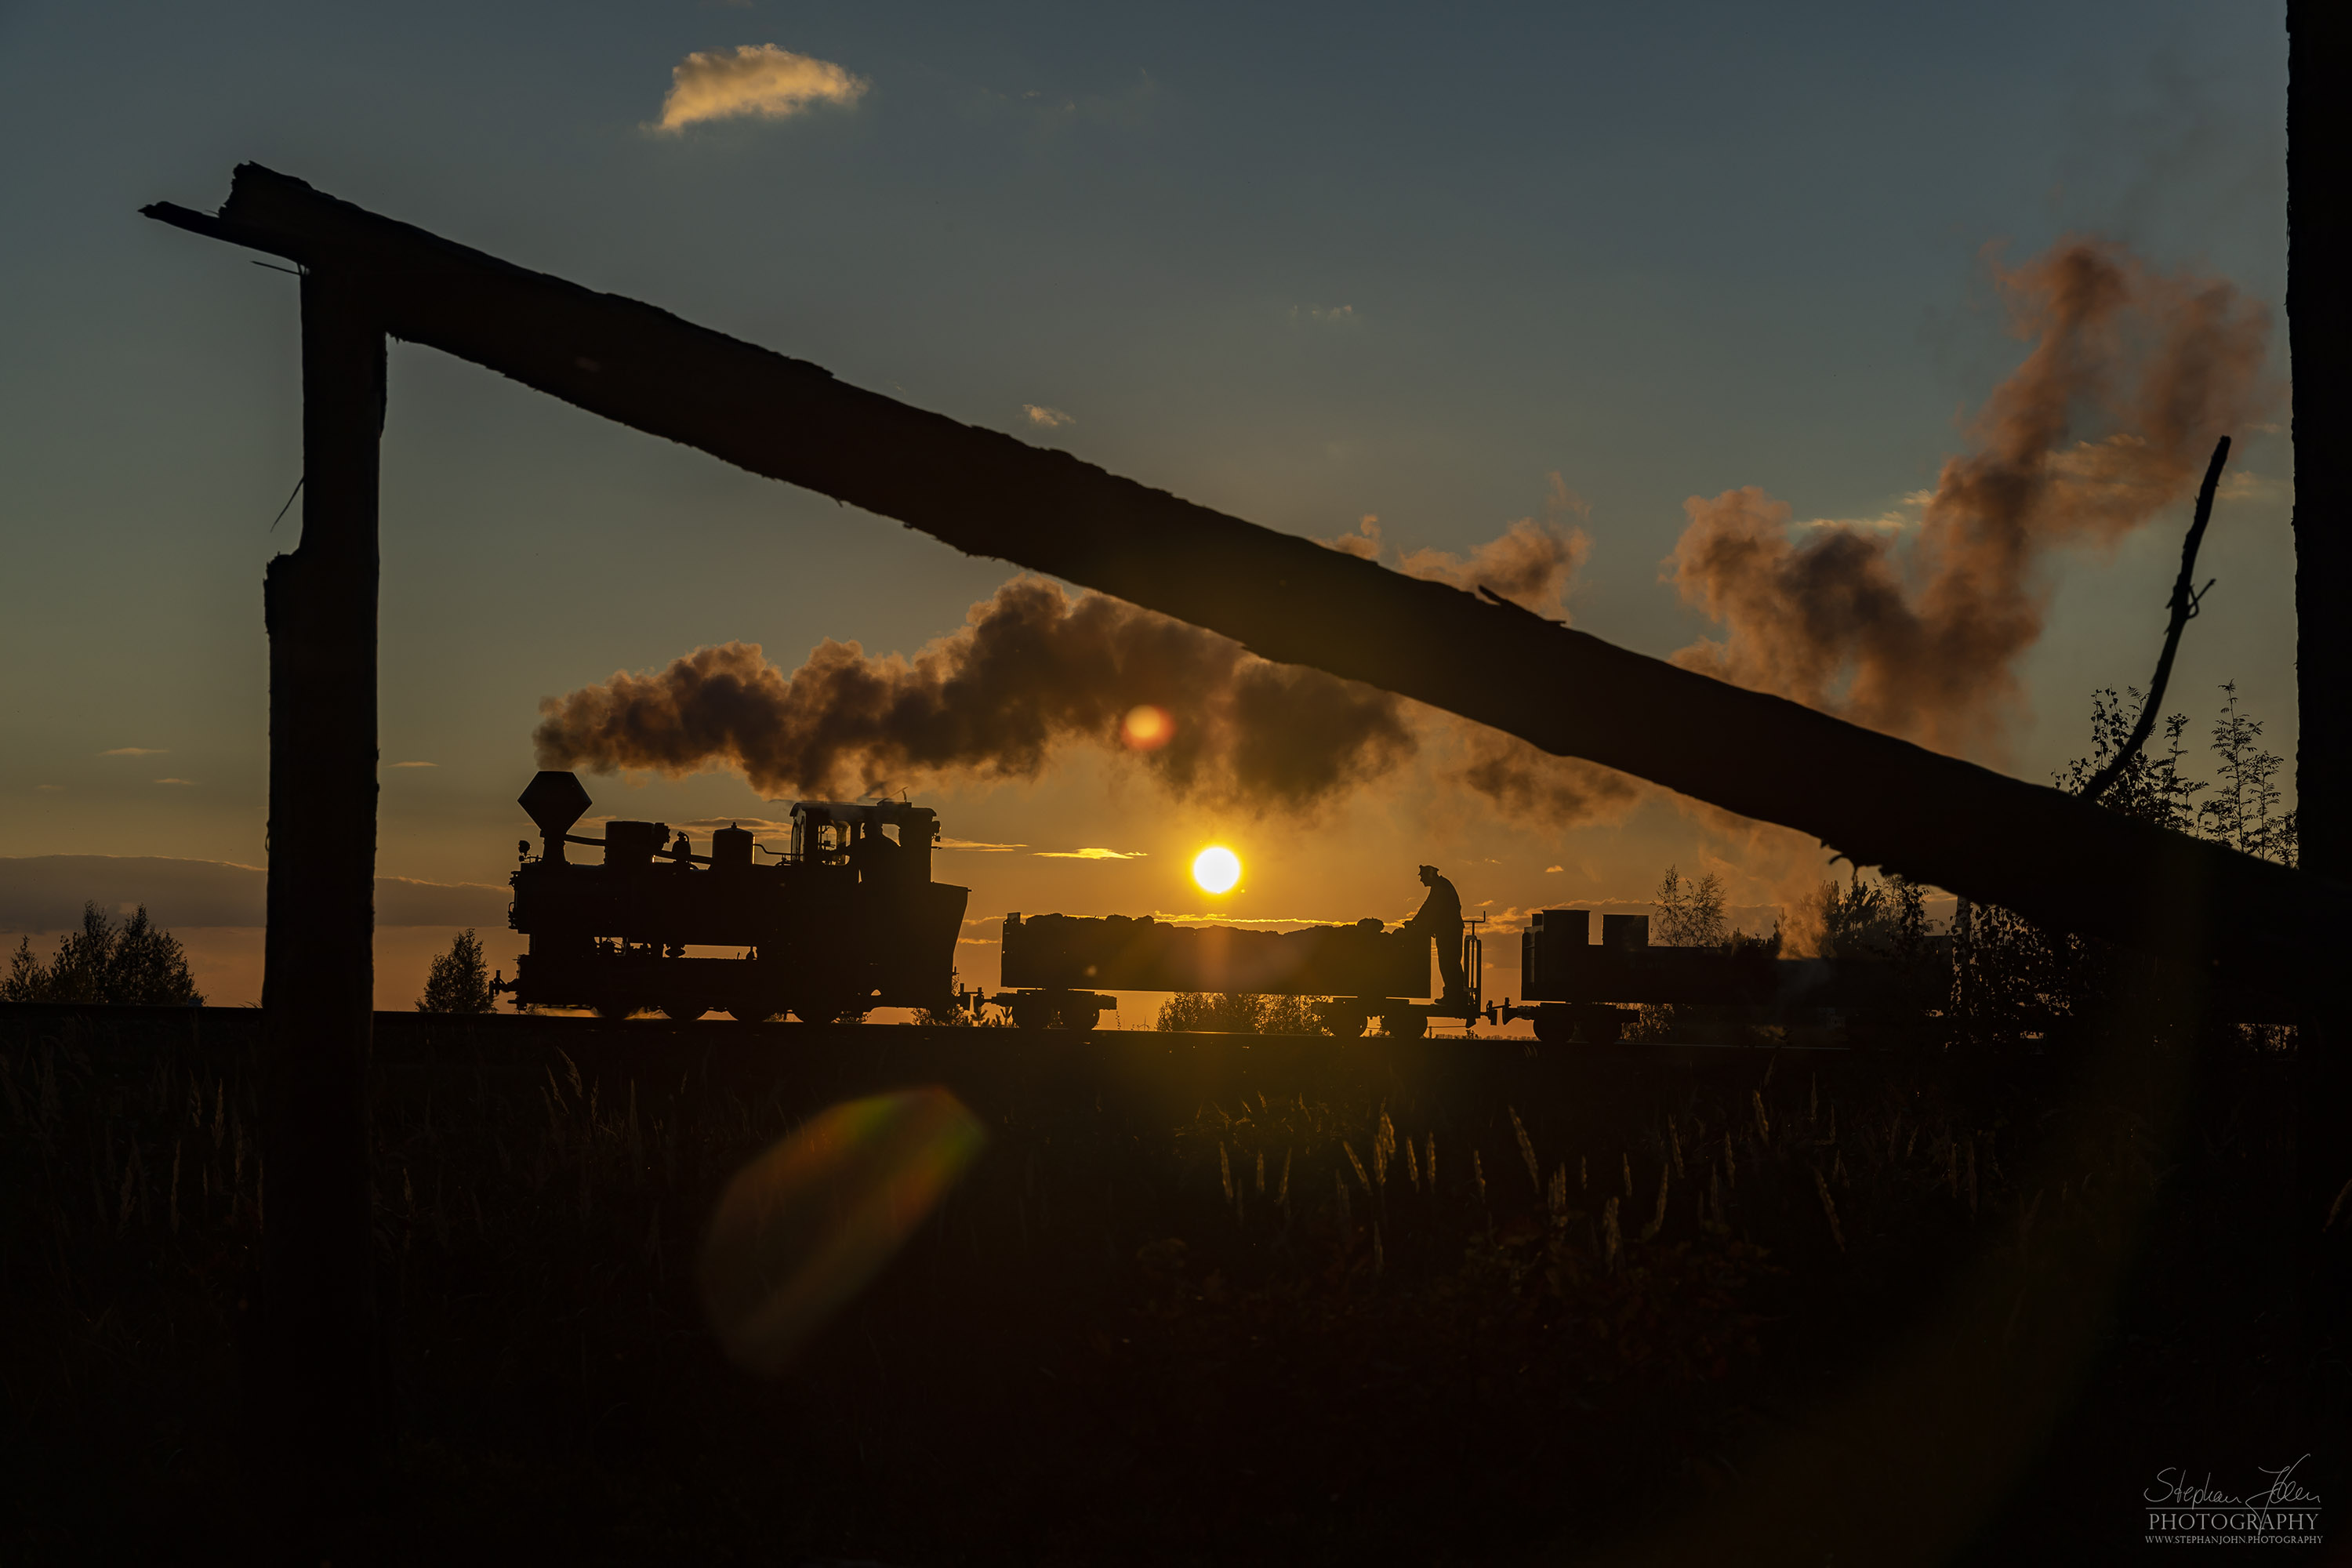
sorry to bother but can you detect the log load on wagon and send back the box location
[993,912,1483,1037]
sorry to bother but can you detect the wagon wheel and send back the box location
[1531,1008,1571,1045]
[1380,1011,1428,1040]
[1009,997,1055,1031]
[728,1004,778,1024]
[593,1000,641,1022]
[661,1000,709,1022]
[788,994,866,1025]
[1317,1001,1370,1037]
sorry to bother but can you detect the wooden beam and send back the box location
[144,165,2347,1003]
[255,265,384,1519]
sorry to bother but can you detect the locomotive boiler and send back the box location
[502,770,968,1022]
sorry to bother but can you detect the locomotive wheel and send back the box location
[728,1004,777,1024]
[662,1001,709,1022]
[593,1000,641,1022]
[1381,1011,1429,1040]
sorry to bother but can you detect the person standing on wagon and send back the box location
[1405,864,1468,1008]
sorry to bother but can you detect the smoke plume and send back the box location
[1668,239,2274,753]
[535,578,1416,815]
[535,503,1635,826]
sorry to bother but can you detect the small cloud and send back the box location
[939,838,1029,852]
[152,779,198,786]
[1034,847,1146,860]
[102,747,167,757]
[1797,488,1933,534]
[1324,514,1383,560]
[388,760,437,769]
[1544,865,1563,873]
[1022,404,1075,429]
[674,815,793,833]
[1148,911,1348,927]
[2216,470,2283,503]
[1290,304,1359,326]
[651,43,868,132]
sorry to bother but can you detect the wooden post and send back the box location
[256,265,383,1515]
[2288,0,2351,1461]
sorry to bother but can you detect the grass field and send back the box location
[0,1001,2325,1563]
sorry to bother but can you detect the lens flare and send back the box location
[1192,845,1241,895]
[697,1087,985,1376]
[1120,704,1174,751]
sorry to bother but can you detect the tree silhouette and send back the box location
[418,929,497,1014]
[0,902,203,1004]
[1653,865,1729,947]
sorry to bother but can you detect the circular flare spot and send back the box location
[1192,845,1241,895]
[697,1087,986,1376]
[1121,704,1174,751]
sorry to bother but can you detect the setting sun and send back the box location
[1190,845,1240,895]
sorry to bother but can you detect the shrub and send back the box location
[1156,992,1265,1033]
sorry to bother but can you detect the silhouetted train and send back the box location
[500,769,1929,1041]
[500,771,967,1022]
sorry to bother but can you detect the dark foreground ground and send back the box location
[0,1003,2339,1563]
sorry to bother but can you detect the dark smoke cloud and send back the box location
[535,578,1416,815]
[1334,474,1591,621]
[535,501,1636,828]
[1450,731,1641,827]
[1667,238,2274,754]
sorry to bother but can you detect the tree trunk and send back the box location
[2291,7,2349,883]
[2288,0,2350,1478]
[255,265,383,1533]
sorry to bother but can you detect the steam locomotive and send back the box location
[500,771,967,1022]
[498,767,1926,1040]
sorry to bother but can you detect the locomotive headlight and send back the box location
[1191,845,1241,895]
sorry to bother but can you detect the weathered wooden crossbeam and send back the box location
[147,163,2343,1002]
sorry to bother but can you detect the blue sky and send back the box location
[0,2,2299,1003]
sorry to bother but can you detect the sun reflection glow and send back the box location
[1120,704,1174,751]
[697,1087,985,1376]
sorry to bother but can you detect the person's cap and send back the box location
[1417,863,1438,875]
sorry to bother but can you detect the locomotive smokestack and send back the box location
[518,770,593,863]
